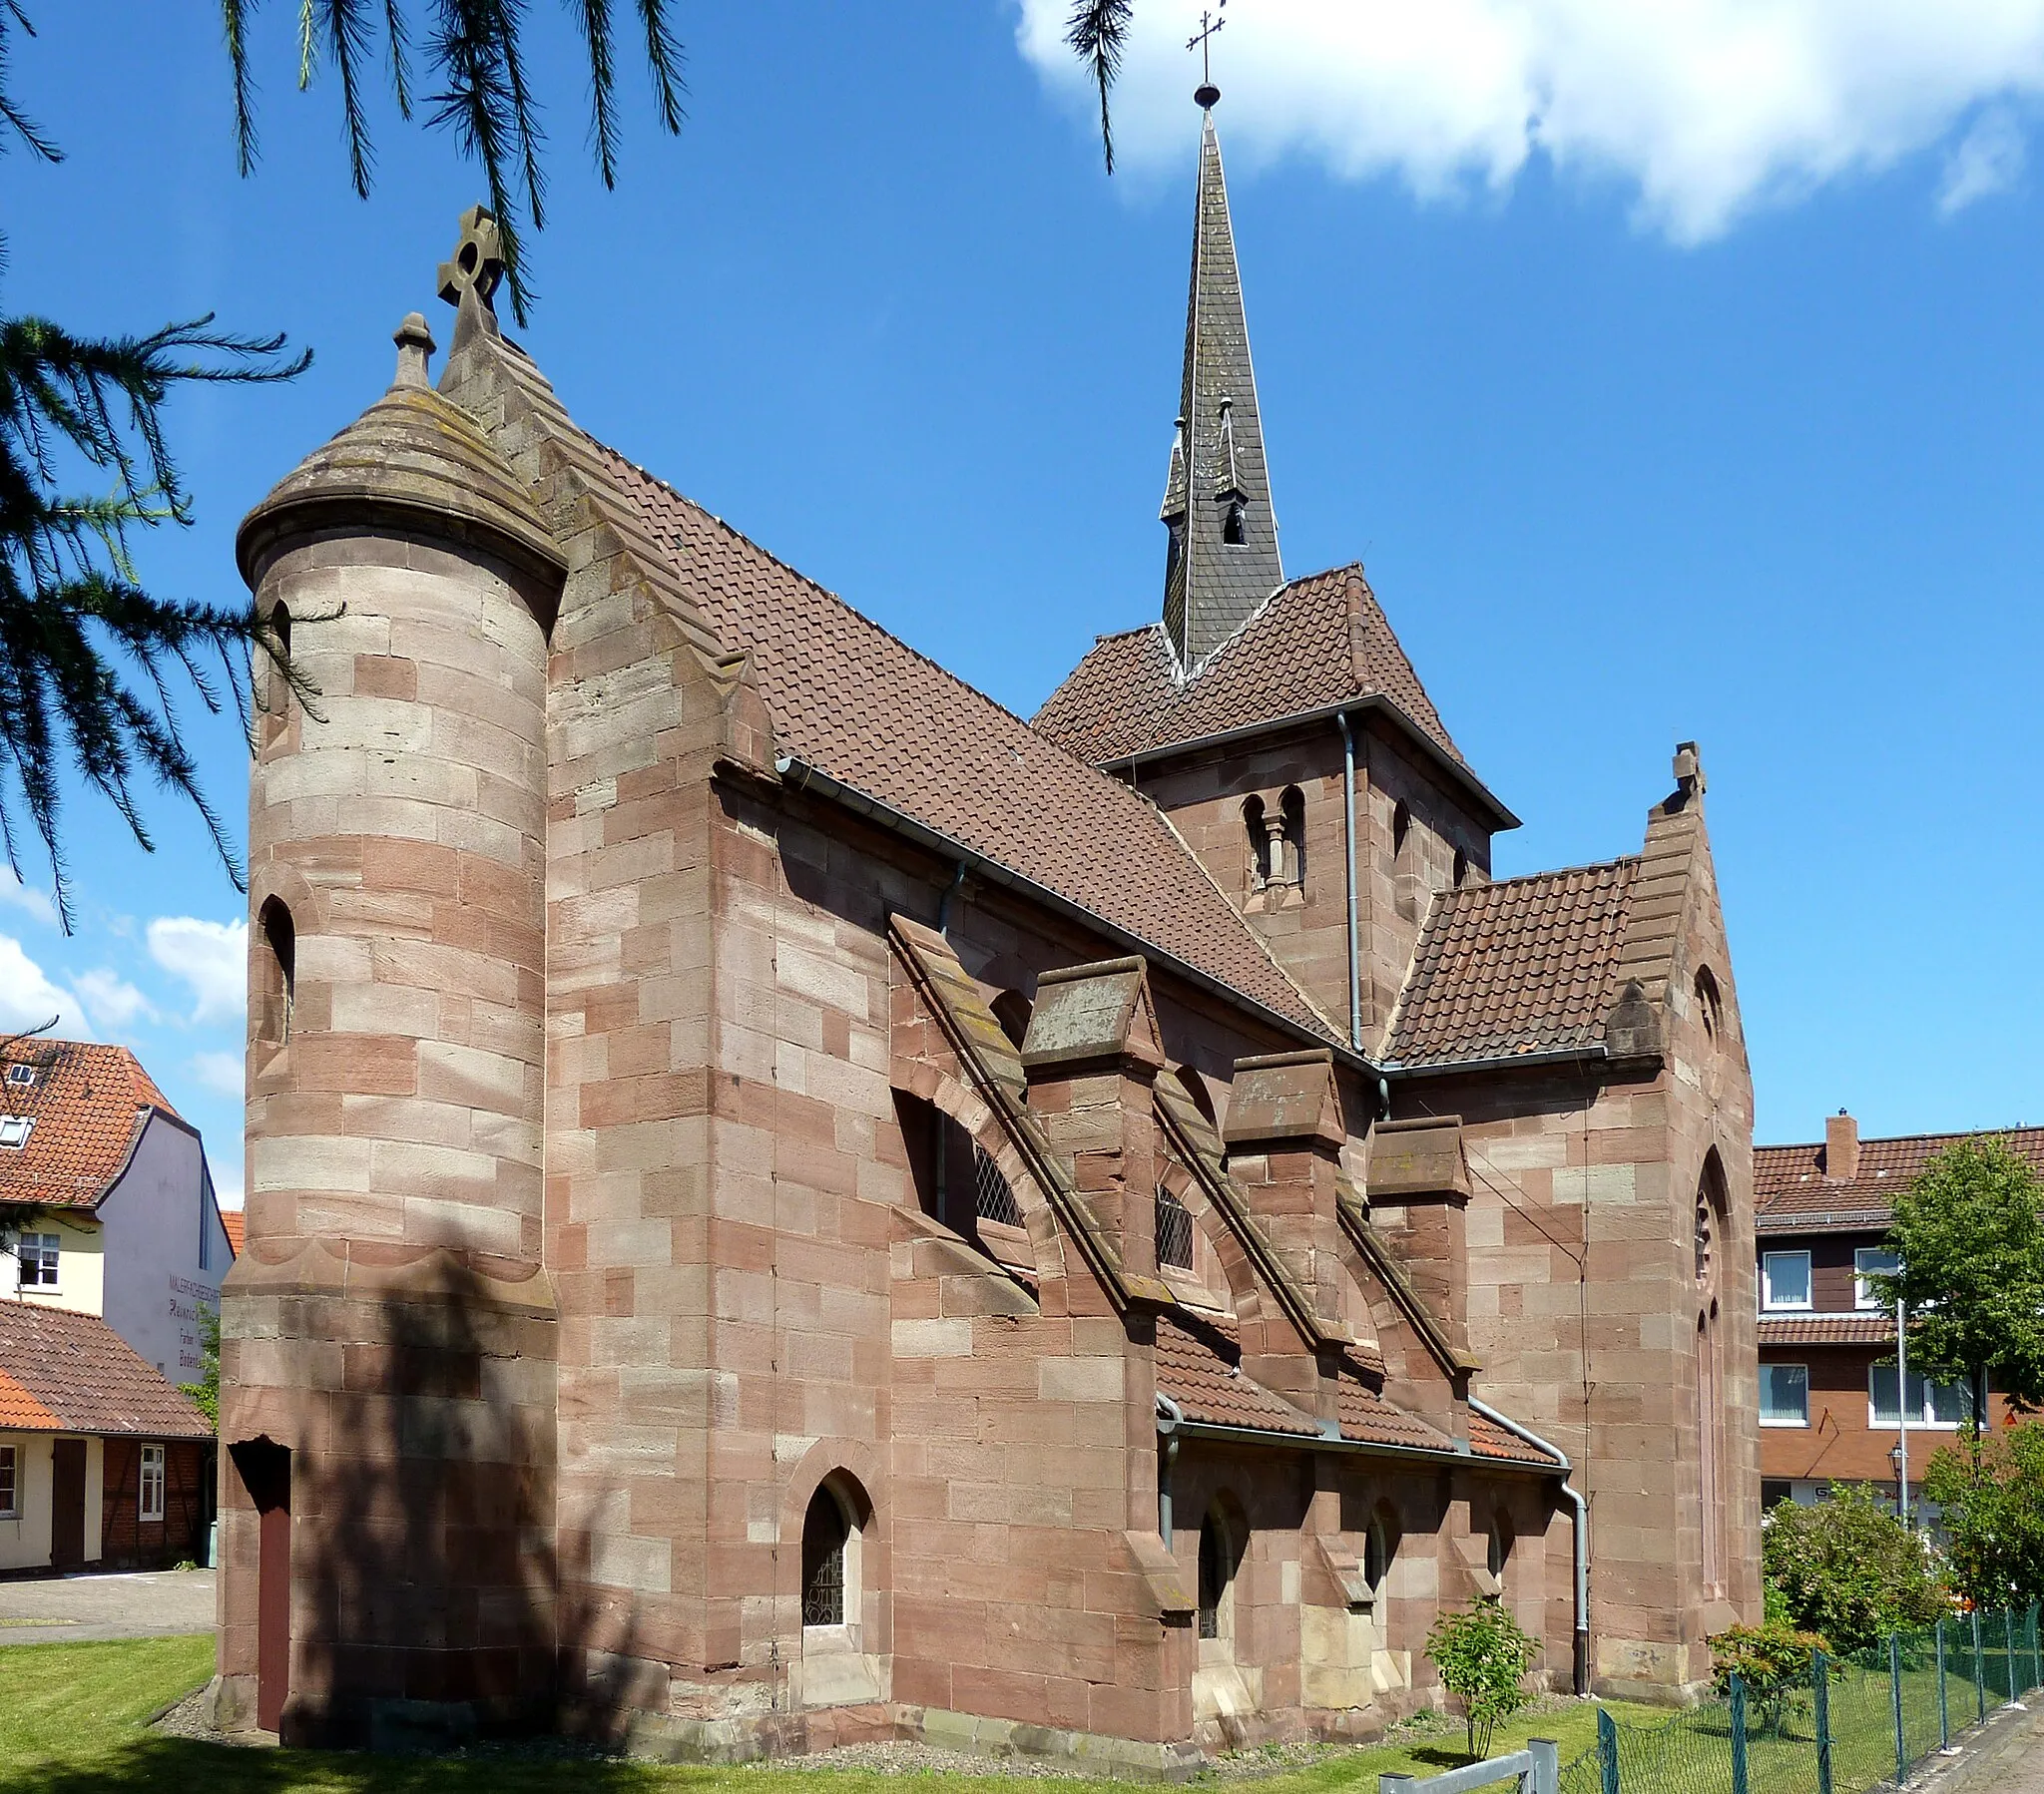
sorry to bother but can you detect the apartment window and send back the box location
[0,1116,32,1148]
[0,1445,14,1518]
[1762,1480,1793,1512]
[1855,1248,1900,1310]
[1762,1250,1812,1311]
[1760,1363,1810,1427]
[140,1444,166,1523]
[1870,1366,1975,1429]
[17,1232,58,1288]
[1155,1184,1195,1271]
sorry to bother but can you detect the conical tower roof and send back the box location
[1161,96,1282,669]
[237,313,564,588]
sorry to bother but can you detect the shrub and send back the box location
[1710,1620,1826,1735]
[1923,1421,2044,1609]
[1763,1483,1947,1659]
[1425,1598,1539,1760]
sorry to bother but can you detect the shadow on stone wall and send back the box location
[228,1251,648,1756]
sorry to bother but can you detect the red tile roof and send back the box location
[1382,859,1638,1069]
[0,1303,211,1439]
[601,449,1339,1047]
[1155,1315,1319,1435]
[1469,1414,1567,1467]
[1334,1373,1454,1453]
[1755,1127,2044,1230]
[0,1041,177,1211]
[1033,566,1472,777]
[1758,1314,1895,1346]
[221,1210,245,1258]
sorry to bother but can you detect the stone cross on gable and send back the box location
[437,205,505,311]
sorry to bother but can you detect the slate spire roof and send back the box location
[1163,100,1282,669]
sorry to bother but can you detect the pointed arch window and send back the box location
[1198,1509,1235,1641]
[1280,787,1306,890]
[257,898,295,1049]
[1155,1182,1195,1271]
[1223,499,1247,545]
[1243,795,1271,888]
[972,1142,1023,1229]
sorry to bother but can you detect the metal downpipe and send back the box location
[1468,1395,1590,1696]
[1335,711,1362,1053]
[1155,1394,1186,1548]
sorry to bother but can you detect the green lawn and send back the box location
[0,1634,1929,1794]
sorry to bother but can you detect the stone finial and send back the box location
[1673,740,1705,798]
[437,204,505,310]
[392,312,435,389]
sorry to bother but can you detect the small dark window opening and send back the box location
[1198,1513,1229,1640]
[991,991,1032,1051]
[1762,1480,1793,1512]
[801,1487,848,1626]
[973,1143,1023,1229]
[1280,786,1306,889]
[1164,521,1185,591]
[1243,795,1270,887]
[1391,801,1412,858]
[1487,1514,1514,1585]
[1156,1183,1195,1271]
[1223,500,1247,545]
[1452,849,1470,888]
[258,897,295,1048]
[1365,1512,1397,1596]
[1695,967,1724,1045]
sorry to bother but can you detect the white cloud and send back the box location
[147,916,247,1023]
[210,1154,245,1212]
[1015,1,2044,241]
[73,968,156,1033]
[1940,105,2028,212]
[192,1050,246,1099]
[0,936,95,1041]
[0,872,55,927]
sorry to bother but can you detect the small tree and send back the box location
[1923,1421,2044,1609]
[1763,1484,1947,1659]
[1876,1138,2044,1464]
[1425,1598,1539,1761]
[179,1303,220,1432]
[1710,1621,1825,1735]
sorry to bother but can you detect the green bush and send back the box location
[1710,1620,1825,1734]
[1924,1421,2044,1609]
[1763,1483,1947,1659]
[1425,1598,1540,1761]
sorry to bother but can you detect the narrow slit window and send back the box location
[1198,1514,1228,1640]
[140,1444,166,1523]
[1223,500,1247,545]
[1155,1184,1195,1271]
[801,1487,849,1626]
[258,897,295,1048]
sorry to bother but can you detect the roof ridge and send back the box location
[1758,1123,2044,1154]
[1469,855,1641,893]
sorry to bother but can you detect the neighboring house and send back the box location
[0,1040,234,1380]
[1754,1113,2036,1511]
[0,1300,213,1571]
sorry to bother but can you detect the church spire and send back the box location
[1161,87,1282,670]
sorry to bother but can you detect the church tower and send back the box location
[1163,86,1284,668]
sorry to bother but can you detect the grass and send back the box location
[0,1634,2027,1794]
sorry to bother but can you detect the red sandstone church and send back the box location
[216,91,1760,1763]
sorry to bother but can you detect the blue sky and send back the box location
[6,2,2044,1195]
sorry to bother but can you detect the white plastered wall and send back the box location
[0,1435,54,1570]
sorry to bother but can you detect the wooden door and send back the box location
[50,1439,85,1570]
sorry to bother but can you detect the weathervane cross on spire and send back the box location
[1188,1,1226,106]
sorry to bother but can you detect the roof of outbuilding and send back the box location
[0,1040,177,1211]
[1757,1314,1896,1346]
[599,448,1341,1048]
[1382,858,1639,1070]
[221,1210,245,1257]
[0,1302,212,1439]
[1755,1127,2044,1230]
[1033,566,1483,787]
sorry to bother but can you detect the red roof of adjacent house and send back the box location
[1032,566,1480,786]
[601,448,1340,1048]
[221,1210,246,1257]
[1755,1127,2044,1230]
[1382,859,1639,1070]
[0,1302,211,1438]
[1758,1314,1895,1346]
[0,1041,177,1211]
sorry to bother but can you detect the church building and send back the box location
[217,87,1760,1764]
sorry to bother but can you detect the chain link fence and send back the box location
[1556,1604,2043,1794]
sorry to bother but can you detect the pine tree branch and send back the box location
[1065,0,1132,175]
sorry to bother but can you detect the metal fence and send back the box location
[1557,1604,2044,1794]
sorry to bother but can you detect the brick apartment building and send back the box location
[217,93,1760,1760]
[1755,1114,2036,1511]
